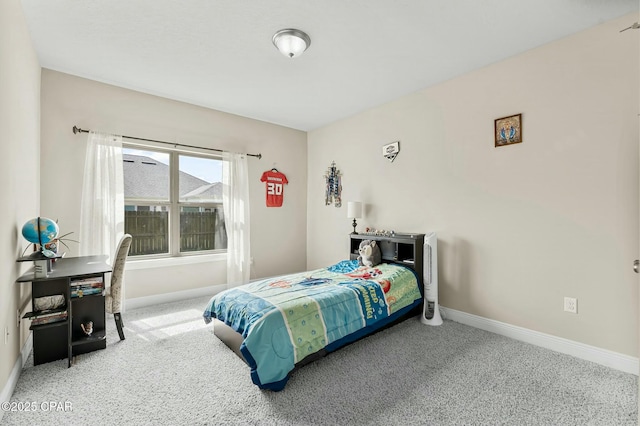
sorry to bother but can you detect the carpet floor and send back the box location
[2,296,637,425]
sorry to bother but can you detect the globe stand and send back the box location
[33,259,50,279]
[17,249,64,279]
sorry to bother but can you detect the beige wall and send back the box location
[0,0,41,399]
[3,4,637,403]
[40,70,308,299]
[307,13,639,357]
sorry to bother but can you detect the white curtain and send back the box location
[79,131,124,264]
[222,152,251,287]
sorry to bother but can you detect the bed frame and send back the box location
[213,233,426,370]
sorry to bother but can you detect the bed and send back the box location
[203,234,425,391]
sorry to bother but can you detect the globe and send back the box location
[21,217,59,245]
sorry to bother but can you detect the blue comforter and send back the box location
[203,260,422,390]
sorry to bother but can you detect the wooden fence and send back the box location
[125,210,224,256]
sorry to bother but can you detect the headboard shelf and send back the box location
[349,233,425,284]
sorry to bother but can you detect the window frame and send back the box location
[123,143,226,259]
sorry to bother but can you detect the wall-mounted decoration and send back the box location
[382,141,400,162]
[324,161,342,207]
[260,168,288,207]
[494,113,522,147]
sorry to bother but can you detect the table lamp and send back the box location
[347,201,363,234]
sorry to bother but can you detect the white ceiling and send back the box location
[21,0,638,131]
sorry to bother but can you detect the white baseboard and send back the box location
[1,283,225,421]
[441,307,638,376]
[125,284,227,310]
[0,335,33,423]
[1,296,634,425]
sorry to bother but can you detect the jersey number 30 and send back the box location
[267,182,283,195]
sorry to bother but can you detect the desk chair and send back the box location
[105,234,132,340]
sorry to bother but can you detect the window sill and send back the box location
[126,253,226,270]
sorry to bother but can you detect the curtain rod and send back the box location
[72,126,262,159]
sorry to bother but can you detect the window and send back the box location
[123,146,226,257]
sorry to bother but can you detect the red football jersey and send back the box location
[260,170,288,207]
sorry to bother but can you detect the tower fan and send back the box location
[421,232,442,325]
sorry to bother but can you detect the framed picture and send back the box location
[494,113,522,147]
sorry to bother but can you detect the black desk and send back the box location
[17,255,112,367]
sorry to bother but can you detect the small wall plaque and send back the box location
[382,141,400,162]
[494,114,522,147]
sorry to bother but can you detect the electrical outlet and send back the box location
[564,297,577,314]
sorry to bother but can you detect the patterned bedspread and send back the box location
[203,259,422,391]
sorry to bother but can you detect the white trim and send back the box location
[124,272,278,310]
[0,335,33,423]
[441,307,638,376]
[125,273,286,310]
[126,253,226,270]
[125,284,227,310]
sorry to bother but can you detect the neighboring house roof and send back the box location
[123,154,222,202]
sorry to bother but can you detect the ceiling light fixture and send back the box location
[272,28,311,59]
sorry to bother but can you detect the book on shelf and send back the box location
[31,314,67,326]
[70,277,104,298]
[70,277,104,287]
[23,307,66,319]
[72,283,103,289]
[71,288,104,298]
[28,310,68,326]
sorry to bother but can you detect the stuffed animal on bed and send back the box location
[357,240,381,267]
